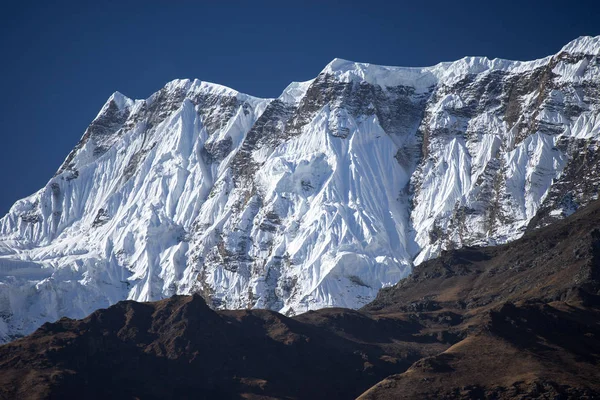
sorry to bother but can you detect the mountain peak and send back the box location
[108,91,131,109]
[93,91,134,120]
[560,35,600,54]
[162,78,268,102]
[320,57,438,90]
[1,36,599,344]
[322,57,356,72]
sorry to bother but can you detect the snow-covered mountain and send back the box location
[1,36,599,342]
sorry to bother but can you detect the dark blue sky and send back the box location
[1,0,598,215]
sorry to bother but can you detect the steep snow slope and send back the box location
[0,36,599,342]
[0,80,271,340]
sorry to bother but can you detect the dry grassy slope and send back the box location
[1,201,600,399]
[359,200,600,399]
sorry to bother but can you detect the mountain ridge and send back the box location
[0,35,599,342]
[81,35,600,112]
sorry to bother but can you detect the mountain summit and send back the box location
[0,36,599,342]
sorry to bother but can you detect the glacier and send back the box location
[0,36,599,342]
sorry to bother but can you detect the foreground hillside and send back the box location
[1,199,600,399]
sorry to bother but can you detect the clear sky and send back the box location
[1,0,598,216]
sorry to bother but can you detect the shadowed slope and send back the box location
[359,199,600,399]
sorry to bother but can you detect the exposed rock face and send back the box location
[0,36,600,342]
[1,199,600,399]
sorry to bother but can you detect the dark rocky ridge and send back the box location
[2,199,600,399]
